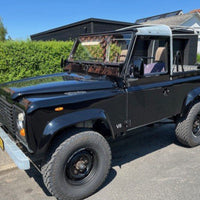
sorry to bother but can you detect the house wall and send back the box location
[93,22,130,32]
[31,22,92,41]
[182,15,200,54]
[31,21,133,41]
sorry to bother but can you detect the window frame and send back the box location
[127,35,171,78]
[69,31,133,65]
[171,36,200,75]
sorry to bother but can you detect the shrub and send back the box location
[0,40,74,83]
[197,54,200,63]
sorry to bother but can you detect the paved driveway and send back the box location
[1,123,200,200]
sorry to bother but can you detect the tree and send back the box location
[0,17,7,41]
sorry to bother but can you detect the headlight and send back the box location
[16,112,25,130]
[14,106,27,145]
[18,113,25,122]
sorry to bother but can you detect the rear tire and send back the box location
[175,101,200,147]
[41,129,111,200]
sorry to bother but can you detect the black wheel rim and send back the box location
[193,114,200,137]
[65,148,97,185]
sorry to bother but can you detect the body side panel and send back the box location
[127,74,200,128]
[26,89,126,153]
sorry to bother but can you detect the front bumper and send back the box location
[0,127,30,170]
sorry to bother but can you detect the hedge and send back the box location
[0,40,200,84]
[197,54,200,63]
[0,40,74,83]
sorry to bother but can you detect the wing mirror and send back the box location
[133,58,144,78]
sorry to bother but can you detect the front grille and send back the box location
[0,97,16,135]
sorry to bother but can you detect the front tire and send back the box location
[175,101,200,147]
[41,129,111,200]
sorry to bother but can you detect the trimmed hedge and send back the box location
[1,40,200,84]
[0,40,74,83]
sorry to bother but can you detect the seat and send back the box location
[155,47,168,65]
[144,47,167,74]
[119,50,128,62]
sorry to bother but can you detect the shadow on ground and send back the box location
[25,122,179,197]
[101,122,179,189]
[111,123,177,167]
[25,164,52,196]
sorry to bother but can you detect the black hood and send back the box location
[0,72,115,100]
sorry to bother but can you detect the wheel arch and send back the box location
[181,87,200,116]
[38,108,115,154]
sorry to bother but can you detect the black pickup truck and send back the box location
[0,24,200,200]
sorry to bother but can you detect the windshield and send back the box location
[69,32,132,64]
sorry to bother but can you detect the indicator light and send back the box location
[20,128,26,137]
[55,107,64,112]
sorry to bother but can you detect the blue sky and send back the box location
[0,0,199,40]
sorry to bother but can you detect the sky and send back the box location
[0,0,200,40]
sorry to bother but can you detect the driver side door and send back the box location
[127,35,175,129]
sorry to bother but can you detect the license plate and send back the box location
[0,137,4,151]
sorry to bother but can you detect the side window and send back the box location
[131,36,170,76]
[172,37,200,73]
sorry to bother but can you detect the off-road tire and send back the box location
[41,129,111,200]
[175,101,200,147]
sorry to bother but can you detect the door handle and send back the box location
[163,88,170,96]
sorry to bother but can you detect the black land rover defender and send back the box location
[0,24,200,200]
